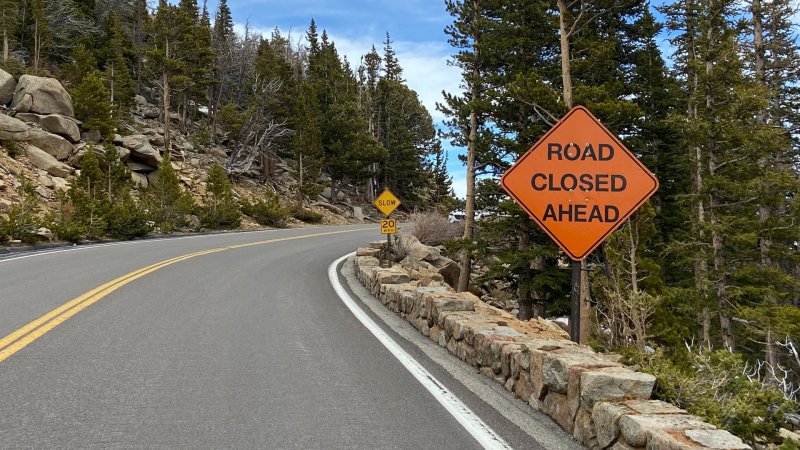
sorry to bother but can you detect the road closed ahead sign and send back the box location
[501,106,658,260]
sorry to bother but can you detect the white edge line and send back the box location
[328,253,513,450]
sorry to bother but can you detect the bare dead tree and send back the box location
[744,358,800,402]
[225,77,293,175]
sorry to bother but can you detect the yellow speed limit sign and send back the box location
[380,219,397,235]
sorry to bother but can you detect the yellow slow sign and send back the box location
[374,189,401,216]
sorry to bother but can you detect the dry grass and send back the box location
[405,212,463,245]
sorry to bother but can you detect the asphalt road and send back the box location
[0,225,576,449]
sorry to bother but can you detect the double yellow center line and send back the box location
[0,228,370,364]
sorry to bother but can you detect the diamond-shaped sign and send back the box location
[501,106,658,260]
[374,189,401,216]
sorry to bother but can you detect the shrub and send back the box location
[0,216,9,243]
[0,57,26,78]
[241,194,290,228]
[3,175,42,244]
[406,212,462,245]
[201,164,241,229]
[292,208,323,224]
[46,191,84,243]
[4,140,21,158]
[105,196,152,239]
[634,347,796,445]
[142,153,196,232]
[72,70,114,138]
[190,123,213,149]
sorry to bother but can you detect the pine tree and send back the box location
[146,0,183,153]
[291,81,324,204]
[440,0,493,293]
[0,0,19,64]
[68,147,107,238]
[202,163,240,229]
[2,174,42,244]
[213,0,234,45]
[382,32,402,82]
[72,70,115,139]
[376,78,435,207]
[98,11,136,112]
[62,43,97,88]
[30,0,49,74]
[142,152,196,232]
[131,0,149,92]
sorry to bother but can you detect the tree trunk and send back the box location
[457,101,477,293]
[457,2,481,293]
[518,227,533,320]
[765,326,777,385]
[298,153,304,208]
[3,28,8,63]
[110,62,116,105]
[705,22,734,351]
[33,18,39,75]
[557,1,590,341]
[162,42,171,158]
[557,0,573,109]
[685,0,710,348]
[752,0,773,268]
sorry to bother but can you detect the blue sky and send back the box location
[190,1,685,198]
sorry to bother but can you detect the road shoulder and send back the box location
[337,255,581,450]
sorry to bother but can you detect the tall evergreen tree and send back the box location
[382,32,402,81]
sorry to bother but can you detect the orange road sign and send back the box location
[380,219,397,235]
[501,106,658,261]
[374,189,401,217]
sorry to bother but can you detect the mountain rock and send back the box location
[0,69,16,105]
[131,172,148,190]
[26,145,73,178]
[11,75,74,117]
[122,134,162,167]
[13,112,80,142]
[81,129,101,143]
[116,147,130,162]
[14,113,40,124]
[28,128,73,160]
[0,113,31,141]
[40,114,81,143]
[51,177,69,192]
[127,161,156,173]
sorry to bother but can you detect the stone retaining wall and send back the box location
[353,243,751,450]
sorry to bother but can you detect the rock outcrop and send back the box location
[26,145,73,178]
[39,115,81,143]
[11,75,75,117]
[0,114,73,160]
[0,113,32,142]
[0,69,16,105]
[13,113,80,143]
[121,134,162,167]
[27,129,73,160]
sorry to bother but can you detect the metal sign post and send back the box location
[570,261,581,342]
[374,190,401,268]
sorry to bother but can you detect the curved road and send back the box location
[0,225,575,449]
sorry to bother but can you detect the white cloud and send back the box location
[230,23,461,124]
[449,169,467,199]
[322,34,462,124]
